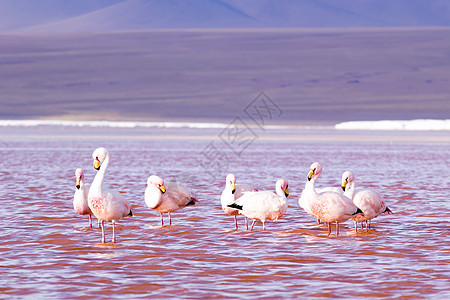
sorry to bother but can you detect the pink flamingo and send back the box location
[227,179,289,231]
[145,175,197,226]
[301,162,363,236]
[220,174,257,230]
[341,171,393,232]
[73,168,94,228]
[88,147,132,243]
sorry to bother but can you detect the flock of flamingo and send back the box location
[74,147,393,243]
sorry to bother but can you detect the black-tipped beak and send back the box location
[232,188,236,194]
[76,185,80,189]
[308,177,311,181]
[341,186,346,191]
[94,158,101,170]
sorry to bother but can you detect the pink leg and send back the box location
[89,215,93,228]
[327,222,331,236]
[160,213,164,226]
[234,215,238,230]
[361,222,363,230]
[245,217,248,230]
[112,222,116,243]
[317,218,321,224]
[365,221,368,232]
[101,221,106,244]
[354,221,358,233]
[336,222,340,236]
[98,219,101,229]
[250,220,256,231]
[262,221,266,230]
[368,220,371,229]
[168,212,172,226]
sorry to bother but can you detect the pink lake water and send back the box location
[0,126,449,298]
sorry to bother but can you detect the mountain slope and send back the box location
[1,0,450,33]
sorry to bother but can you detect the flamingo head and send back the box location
[147,175,166,194]
[225,173,236,194]
[75,168,84,189]
[341,171,355,192]
[276,178,289,198]
[92,147,108,170]
[308,162,322,181]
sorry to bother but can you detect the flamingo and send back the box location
[88,147,132,243]
[220,173,258,230]
[145,175,197,226]
[301,162,363,236]
[227,179,289,231]
[300,174,343,224]
[341,171,393,232]
[73,168,94,228]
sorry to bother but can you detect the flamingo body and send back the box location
[301,162,363,236]
[220,174,257,230]
[228,179,289,230]
[145,175,196,226]
[88,147,132,243]
[73,168,94,227]
[342,171,393,231]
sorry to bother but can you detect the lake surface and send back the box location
[0,126,449,298]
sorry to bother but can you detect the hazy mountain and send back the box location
[1,0,450,33]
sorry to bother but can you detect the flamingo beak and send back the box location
[307,169,315,181]
[231,182,236,194]
[94,158,101,170]
[76,177,81,189]
[341,178,348,191]
[284,187,289,198]
[159,185,166,194]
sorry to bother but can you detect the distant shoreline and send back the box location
[0,118,449,131]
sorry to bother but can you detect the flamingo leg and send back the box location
[354,221,358,233]
[262,221,266,231]
[245,217,248,230]
[234,215,238,230]
[98,219,101,229]
[101,221,105,244]
[160,213,164,226]
[317,218,321,224]
[365,221,368,232]
[89,215,92,228]
[168,212,172,226]
[250,220,256,231]
[112,222,116,243]
[336,222,340,236]
[368,220,371,229]
[327,222,331,236]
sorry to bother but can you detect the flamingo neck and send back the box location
[304,178,318,195]
[344,180,356,199]
[222,185,235,205]
[303,177,319,206]
[146,186,162,208]
[90,154,109,197]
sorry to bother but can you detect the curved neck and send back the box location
[344,181,356,199]
[90,153,109,197]
[275,186,286,198]
[221,186,235,206]
[304,178,317,195]
[146,186,163,208]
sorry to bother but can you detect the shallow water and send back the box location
[0,127,449,298]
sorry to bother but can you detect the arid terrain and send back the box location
[1,28,449,125]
